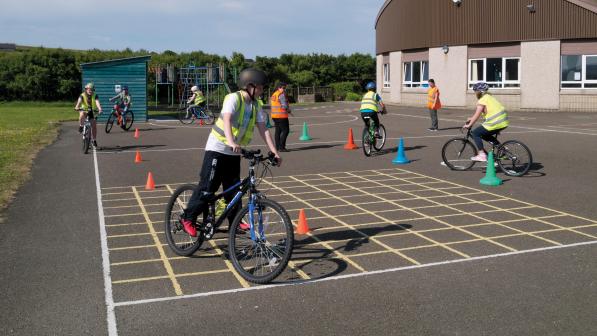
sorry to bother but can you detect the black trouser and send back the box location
[361,111,380,129]
[472,126,505,152]
[273,118,290,150]
[183,151,242,225]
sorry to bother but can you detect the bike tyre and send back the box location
[497,140,533,177]
[441,138,476,170]
[105,112,115,133]
[164,184,205,256]
[204,109,215,125]
[122,111,134,131]
[179,108,195,125]
[374,124,386,151]
[228,198,294,284]
[362,128,373,157]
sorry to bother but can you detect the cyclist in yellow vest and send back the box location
[186,86,207,119]
[464,82,510,162]
[270,82,293,152]
[360,82,387,137]
[74,82,103,147]
[180,69,282,237]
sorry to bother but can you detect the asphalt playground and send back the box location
[2,102,596,335]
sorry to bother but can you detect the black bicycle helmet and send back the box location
[238,68,267,90]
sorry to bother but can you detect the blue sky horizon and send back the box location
[0,0,386,59]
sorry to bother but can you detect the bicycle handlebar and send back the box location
[241,149,279,166]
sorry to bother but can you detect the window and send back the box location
[383,63,390,88]
[561,55,597,88]
[403,61,429,87]
[468,57,520,88]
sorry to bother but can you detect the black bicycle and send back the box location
[164,149,293,284]
[178,104,215,125]
[361,111,387,157]
[441,127,533,176]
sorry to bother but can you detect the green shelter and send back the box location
[80,56,151,122]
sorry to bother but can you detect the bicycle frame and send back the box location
[205,155,266,241]
[188,105,208,120]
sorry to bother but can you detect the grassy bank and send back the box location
[0,101,77,214]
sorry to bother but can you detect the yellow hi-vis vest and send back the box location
[479,94,509,131]
[360,91,379,112]
[80,92,98,110]
[194,93,206,105]
[210,92,258,146]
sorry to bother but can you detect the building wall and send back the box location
[429,45,468,107]
[82,59,149,122]
[521,40,561,109]
[389,51,402,103]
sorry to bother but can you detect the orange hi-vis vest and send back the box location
[270,89,288,119]
[427,87,441,110]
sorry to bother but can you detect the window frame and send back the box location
[402,60,429,88]
[561,54,597,89]
[383,63,391,88]
[468,57,521,89]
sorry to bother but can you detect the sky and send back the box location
[0,0,386,59]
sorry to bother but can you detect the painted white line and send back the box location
[95,130,543,154]
[390,112,597,136]
[93,149,118,335]
[114,239,597,307]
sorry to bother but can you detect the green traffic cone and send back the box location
[480,152,502,186]
[299,122,312,141]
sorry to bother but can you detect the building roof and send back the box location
[376,0,597,27]
[80,55,151,67]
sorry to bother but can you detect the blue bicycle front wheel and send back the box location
[228,198,294,284]
[179,108,195,124]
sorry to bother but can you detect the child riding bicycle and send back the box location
[75,83,103,147]
[186,86,206,118]
[179,69,282,237]
[109,85,131,126]
[464,82,509,162]
[360,81,387,137]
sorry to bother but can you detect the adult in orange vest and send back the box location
[270,82,293,152]
[426,79,441,131]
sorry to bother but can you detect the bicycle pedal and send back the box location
[202,222,215,239]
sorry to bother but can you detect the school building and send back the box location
[375,0,597,111]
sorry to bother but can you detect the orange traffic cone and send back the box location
[134,128,139,139]
[295,209,311,234]
[344,128,358,150]
[145,172,155,190]
[134,150,142,163]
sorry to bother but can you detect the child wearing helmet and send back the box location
[74,82,103,147]
[109,85,132,126]
[186,86,207,119]
[359,81,386,137]
[179,68,282,238]
[464,82,510,162]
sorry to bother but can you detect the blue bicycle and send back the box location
[178,104,215,125]
[164,149,294,284]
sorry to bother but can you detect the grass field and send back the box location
[0,101,77,214]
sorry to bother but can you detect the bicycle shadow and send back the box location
[135,127,176,132]
[372,145,427,157]
[271,223,414,283]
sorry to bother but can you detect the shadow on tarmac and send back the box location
[373,145,427,156]
[287,143,343,152]
[99,144,166,152]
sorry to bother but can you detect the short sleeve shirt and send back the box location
[205,93,266,155]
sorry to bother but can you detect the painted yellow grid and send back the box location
[101,168,597,302]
